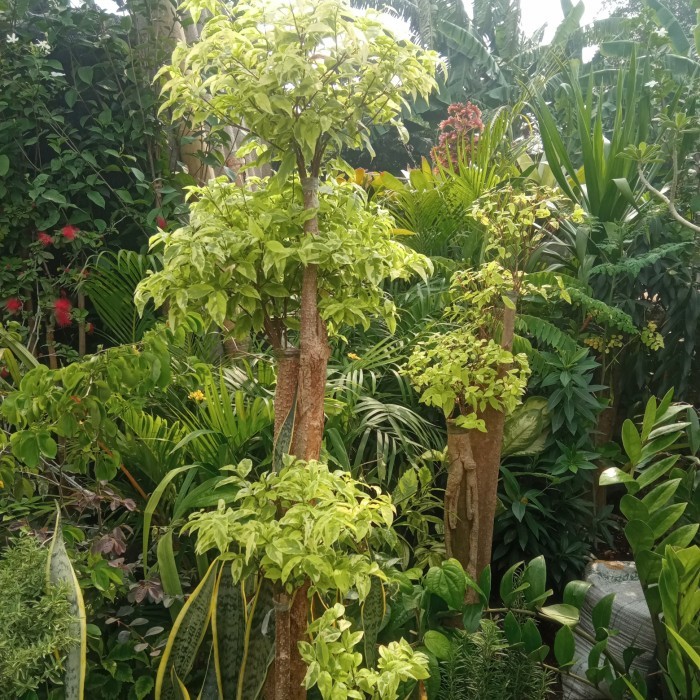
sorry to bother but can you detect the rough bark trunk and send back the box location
[291,177,330,462]
[468,303,516,577]
[444,420,479,584]
[274,349,300,438]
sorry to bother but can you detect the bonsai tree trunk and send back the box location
[292,176,330,462]
[444,420,479,584]
[274,175,329,700]
[468,303,516,576]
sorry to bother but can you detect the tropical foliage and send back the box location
[0,0,699,699]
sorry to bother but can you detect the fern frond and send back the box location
[590,242,690,278]
[515,315,579,352]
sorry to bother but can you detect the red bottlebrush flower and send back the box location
[61,225,79,241]
[156,216,167,230]
[38,232,53,247]
[5,297,22,314]
[53,298,73,327]
[86,322,95,334]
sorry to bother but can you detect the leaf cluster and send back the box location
[0,535,78,698]
[135,178,432,338]
[159,0,441,166]
[184,457,395,597]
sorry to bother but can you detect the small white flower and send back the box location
[6,33,18,44]
[35,40,50,53]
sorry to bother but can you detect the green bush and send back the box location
[0,535,78,699]
[438,619,554,700]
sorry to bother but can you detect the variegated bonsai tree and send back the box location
[134,0,440,697]
[406,185,583,582]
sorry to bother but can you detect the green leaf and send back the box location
[591,593,615,632]
[211,565,244,698]
[665,624,700,667]
[462,603,483,633]
[599,467,635,486]
[42,189,68,205]
[554,625,575,666]
[143,465,198,574]
[540,604,579,626]
[423,631,452,660]
[158,530,184,619]
[621,419,642,464]
[522,556,546,605]
[648,503,686,539]
[77,66,93,84]
[0,155,9,176]
[641,479,681,511]
[563,580,591,609]
[625,519,655,553]
[425,559,466,610]
[619,495,648,522]
[87,191,106,208]
[636,455,678,490]
[521,619,542,653]
[503,611,521,644]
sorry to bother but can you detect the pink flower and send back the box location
[61,225,79,241]
[53,298,73,327]
[5,297,22,314]
[38,232,53,246]
[156,216,167,230]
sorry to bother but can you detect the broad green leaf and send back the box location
[0,155,9,176]
[621,419,642,464]
[158,530,184,619]
[522,556,546,605]
[591,593,615,632]
[423,631,452,660]
[563,580,591,610]
[540,604,579,626]
[599,467,635,487]
[425,559,466,610]
[641,479,681,511]
[554,625,575,666]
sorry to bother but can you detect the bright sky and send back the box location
[516,0,611,41]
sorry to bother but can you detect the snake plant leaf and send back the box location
[239,578,276,700]
[171,668,192,700]
[46,509,86,700]
[156,560,219,700]
[361,576,386,669]
[212,564,245,698]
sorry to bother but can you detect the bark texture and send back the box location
[444,420,479,583]
[468,303,516,577]
[291,178,330,462]
[274,349,300,438]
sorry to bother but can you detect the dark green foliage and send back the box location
[0,536,78,699]
[437,620,554,700]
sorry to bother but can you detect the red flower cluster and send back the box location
[5,297,22,314]
[53,297,73,327]
[156,216,168,230]
[431,101,484,171]
[38,232,53,246]
[61,225,79,241]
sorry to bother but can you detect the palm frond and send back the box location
[83,250,161,344]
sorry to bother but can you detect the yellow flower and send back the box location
[571,205,586,224]
[188,390,206,403]
[347,352,362,361]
